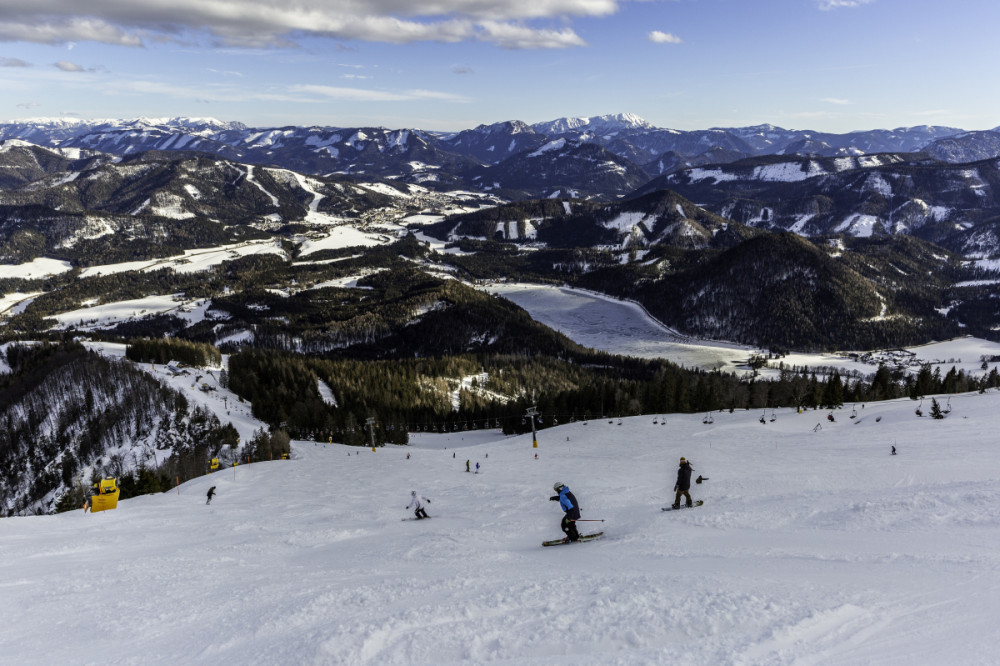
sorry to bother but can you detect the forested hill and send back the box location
[0,343,237,515]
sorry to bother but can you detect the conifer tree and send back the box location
[930,397,944,419]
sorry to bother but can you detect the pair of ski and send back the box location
[543,500,705,545]
[542,532,604,547]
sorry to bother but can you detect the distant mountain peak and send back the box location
[532,113,655,136]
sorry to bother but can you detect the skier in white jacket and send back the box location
[406,490,431,519]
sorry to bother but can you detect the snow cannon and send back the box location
[90,478,120,513]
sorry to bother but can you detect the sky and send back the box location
[0,0,998,133]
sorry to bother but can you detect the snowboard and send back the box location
[661,500,704,511]
[401,516,431,521]
[542,531,604,547]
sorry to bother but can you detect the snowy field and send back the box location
[486,283,753,370]
[486,283,1000,378]
[3,386,1000,664]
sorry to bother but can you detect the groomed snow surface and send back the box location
[3,393,1000,664]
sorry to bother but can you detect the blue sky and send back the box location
[0,0,997,133]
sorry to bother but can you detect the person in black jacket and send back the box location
[549,482,581,541]
[206,486,216,505]
[672,457,694,509]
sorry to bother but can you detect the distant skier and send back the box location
[549,482,581,542]
[466,459,470,472]
[891,445,897,455]
[475,462,480,474]
[407,490,430,519]
[672,457,694,509]
[206,486,216,505]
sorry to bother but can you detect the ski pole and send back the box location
[575,519,605,522]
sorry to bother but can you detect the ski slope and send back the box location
[3,392,1000,664]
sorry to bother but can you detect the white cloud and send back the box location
[0,18,142,46]
[477,20,586,48]
[0,1,609,49]
[0,56,31,67]
[821,97,852,105]
[54,60,85,72]
[817,0,873,9]
[648,30,681,44]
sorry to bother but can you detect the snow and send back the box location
[359,182,410,198]
[0,256,73,279]
[752,161,825,182]
[297,226,390,257]
[486,283,752,371]
[484,282,1000,380]
[401,213,445,226]
[0,292,41,316]
[244,165,280,207]
[835,214,881,237]
[687,167,739,183]
[50,294,196,330]
[604,211,649,233]
[4,365,1000,663]
[78,240,286,278]
[528,138,566,158]
[788,213,815,234]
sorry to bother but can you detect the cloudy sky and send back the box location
[0,0,996,132]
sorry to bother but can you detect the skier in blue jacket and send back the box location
[549,482,581,542]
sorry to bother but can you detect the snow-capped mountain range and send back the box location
[4,114,1000,202]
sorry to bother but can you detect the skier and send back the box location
[466,459,470,473]
[672,457,694,509]
[206,486,216,505]
[406,490,431,519]
[891,445,897,455]
[475,462,480,474]
[549,482,581,542]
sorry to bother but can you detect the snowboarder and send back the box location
[206,486,216,505]
[406,490,430,519]
[466,459,470,472]
[672,457,694,509]
[891,445,897,455]
[549,482,581,542]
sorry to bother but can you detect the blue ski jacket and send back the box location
[555,486,581,520]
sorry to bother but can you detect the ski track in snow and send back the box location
[3,380,1000,664]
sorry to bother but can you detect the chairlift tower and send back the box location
[526,405,539,448]
[366,417,377,451]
